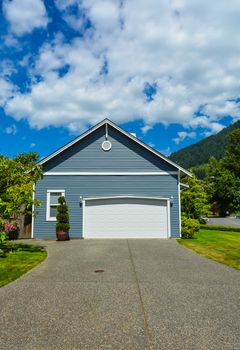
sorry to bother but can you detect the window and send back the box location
[46,190,65,221]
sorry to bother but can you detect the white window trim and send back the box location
[43,171,178,176]
[46,190,65,221]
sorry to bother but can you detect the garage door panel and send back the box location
[84,197,168,238]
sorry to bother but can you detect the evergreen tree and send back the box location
[222,129,240,177]
[56,196,70,231]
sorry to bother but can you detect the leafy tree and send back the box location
[13,152,39,167]
[206,156,240,216]
[0,153,42,217]
[181,173,210,221]
[191,163,208,180]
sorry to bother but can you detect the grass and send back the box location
[177,229,240,270]
[0,243,47,288]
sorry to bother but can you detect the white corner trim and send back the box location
[31,183,35,239]
[38,119,191,177]
[46,190,65,221]
[167,199,171,238]
[178,171,182,237]
[43,171,178,176]
[82,199,85,239]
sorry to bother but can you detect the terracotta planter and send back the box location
[56,230,70,241]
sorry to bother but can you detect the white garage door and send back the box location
[83,197,169,238]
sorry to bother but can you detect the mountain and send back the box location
[169,120,240,169]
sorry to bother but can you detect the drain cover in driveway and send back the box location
[94,269,104,273]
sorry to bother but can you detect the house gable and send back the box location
[43,124,178,173]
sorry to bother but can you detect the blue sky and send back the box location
[1,0,240,159]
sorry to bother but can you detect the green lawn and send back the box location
[177,229,240,270]
[0,243,47,287]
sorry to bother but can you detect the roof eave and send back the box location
[38,118,192,177]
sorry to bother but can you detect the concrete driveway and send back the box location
[0,239,239,350]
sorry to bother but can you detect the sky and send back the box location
[0,0,240,159]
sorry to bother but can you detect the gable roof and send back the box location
[39,118,192,176]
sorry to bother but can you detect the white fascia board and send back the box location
[38,118,191,177]
[43,171,178,176]
[83,195,170,202]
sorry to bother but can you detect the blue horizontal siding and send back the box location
[43,125,177,173]
[34,175,180,238]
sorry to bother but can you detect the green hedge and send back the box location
[200,224,240,232]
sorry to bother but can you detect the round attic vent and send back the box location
[102,140,112,151]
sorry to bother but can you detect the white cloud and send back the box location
[30,143,36,148]
[147,142,155,148]
[203,101,240,121]
[3,0,240,132]
[202,122,225,137]
[159,147,171,157]
[54,0,77,10]
[173,131,196,144]
[4,124,17,135]
[2,34,19,47]
[188,116,225,134]
[3,0,48,36]
[0,78,15,106]
[0,60,17,77]
[141,125,153,135]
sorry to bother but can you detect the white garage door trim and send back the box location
[82,196,171,238]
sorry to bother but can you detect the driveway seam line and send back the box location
[127,240,152,350]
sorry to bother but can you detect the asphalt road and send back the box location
[0,239,239,350]
[208,217,240,227]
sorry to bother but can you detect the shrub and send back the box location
[0,231,7,245]
[0,231,8,257]
[0,217,4,231]
[56,196,70,231]
[181,216,200,239]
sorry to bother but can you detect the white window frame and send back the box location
[46,190,65,221]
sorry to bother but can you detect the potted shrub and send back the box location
[5,222,19,240]
[56,196,70,241]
